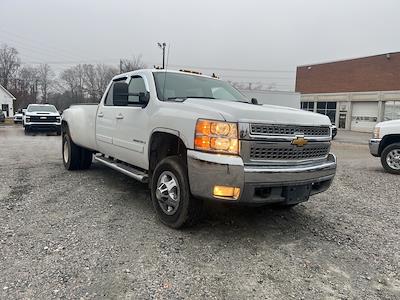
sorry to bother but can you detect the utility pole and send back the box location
[157,42,166,69]
[119,59,123,73]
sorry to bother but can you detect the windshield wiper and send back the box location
[165,97,187,102]
[186,96,216,99]
[165,96,217,102]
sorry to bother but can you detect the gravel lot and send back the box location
[0,126,399,299]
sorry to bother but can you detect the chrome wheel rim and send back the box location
[156,171,180,215]
[386,149,400,170]
[63,139,69,164]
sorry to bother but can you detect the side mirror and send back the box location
[113,82,129,106]
[139,92,150,105]
[251,98,258,105]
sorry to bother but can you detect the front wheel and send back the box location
[381,143,400,174]
[150,156,203,229]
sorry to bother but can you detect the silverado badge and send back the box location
[291,135,308,147]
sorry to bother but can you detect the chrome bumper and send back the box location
[187,150,337,204]
[369,139,381,157]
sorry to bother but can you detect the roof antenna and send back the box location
[162,43,170,101]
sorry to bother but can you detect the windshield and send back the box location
[153,72,248,102]
[27,105,57,113]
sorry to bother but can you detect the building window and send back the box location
[384,101,400,121]
[301,101,314,112]
[316,101,336,123]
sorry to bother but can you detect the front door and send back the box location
[339,113,346,129]
[113,76,149,169]
[2,104,9,117]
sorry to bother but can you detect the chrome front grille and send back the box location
[250,124,330,137]
[249,143,330,161]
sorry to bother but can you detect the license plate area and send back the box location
[282,184,312,203]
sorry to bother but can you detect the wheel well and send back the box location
[149,132,187,175]
[379,134,400,155]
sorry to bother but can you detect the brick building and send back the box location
[295,52,400,132]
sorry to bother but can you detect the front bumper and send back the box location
[25,122,61,131]
[187,150,337,205]
[369,139,381,157]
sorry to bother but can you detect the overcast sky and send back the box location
[1,0,400,90]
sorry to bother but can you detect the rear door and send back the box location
[113,75,150,169]
[95,79,126,156]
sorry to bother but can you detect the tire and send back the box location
[62,132,92,170]
[56,127,61,136]
[150,156,203,229]
[24,126,30,134]
[80,148,92,170]
[63,133,81,170]
[381,143,400,174]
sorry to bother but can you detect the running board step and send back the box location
[94,155,148,183]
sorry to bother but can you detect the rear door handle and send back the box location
[97,112,104,118]
[116,114,124,120]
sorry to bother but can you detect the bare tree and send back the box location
[120,55,147,73]
[94,64,118,99]
[61,64,85,102]
[14,65,39,109]
[82,64,97,101]
[0,44,21,89]
[38,64,54,103]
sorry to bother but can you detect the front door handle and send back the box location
[97,112,104,118]
[116,114,124,120]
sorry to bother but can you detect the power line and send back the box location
[20,59,294,74]
[0,38,77,63]
[0,28,87,61]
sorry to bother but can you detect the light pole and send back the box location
[157,42,166,69]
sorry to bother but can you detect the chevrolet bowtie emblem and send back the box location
[291,135,308,147]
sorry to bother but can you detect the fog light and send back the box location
[213,186,240,200]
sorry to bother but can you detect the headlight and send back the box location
[194,119,239,155]
[373,127,380,139]
[25,117,30,122]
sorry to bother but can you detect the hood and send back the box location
[26,111,60,117]
[376,119,400,127]
[183,98,331,126]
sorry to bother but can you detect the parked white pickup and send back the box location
[370,119,400,174]
[24,104,61,134]
[61,69,337,228]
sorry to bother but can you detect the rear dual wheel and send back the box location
[62,132,92,170]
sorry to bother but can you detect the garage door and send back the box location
[351,102,378,132]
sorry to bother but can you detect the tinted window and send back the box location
[327,102,336,109]
[153,72,247,102]
[128,77,146,104]
[27,105,57,112]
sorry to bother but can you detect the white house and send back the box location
[0,84,15,117]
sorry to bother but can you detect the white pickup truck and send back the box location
[370,119,400,174]
[61,69,337,228]
[24,104,62,134]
